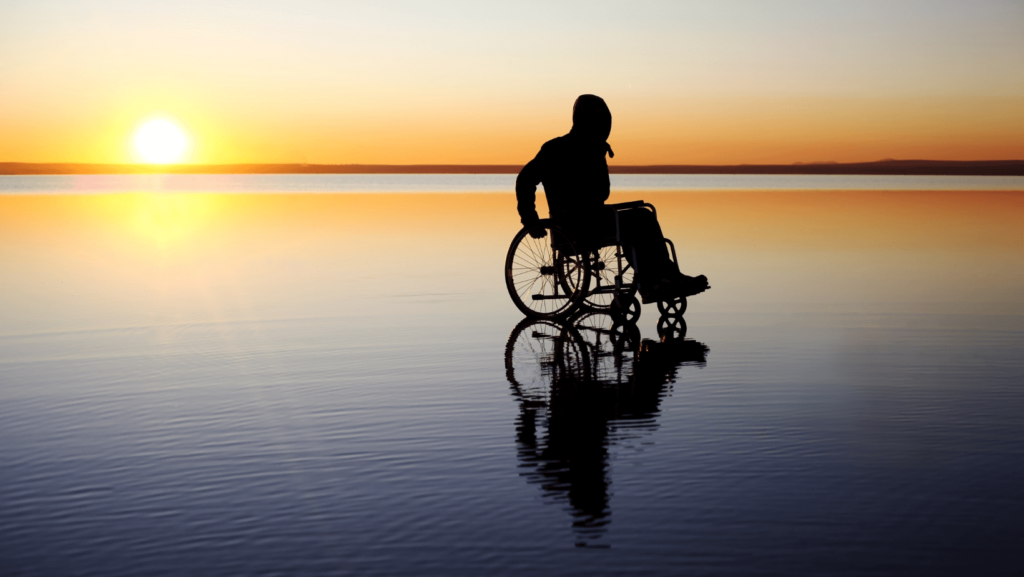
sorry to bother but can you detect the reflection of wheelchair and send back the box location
[505,313,708,402]
[503,314,709,545]
[504,201,688,323]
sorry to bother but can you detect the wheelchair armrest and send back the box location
[607,200,647,211]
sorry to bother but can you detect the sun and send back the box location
[134,118,189,164]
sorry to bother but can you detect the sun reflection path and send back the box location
[123,193,217,248]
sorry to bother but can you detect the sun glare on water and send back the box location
[134,118,189,164]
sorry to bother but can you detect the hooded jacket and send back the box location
[516,95,614,226]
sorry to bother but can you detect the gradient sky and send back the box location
[1,0,1021,165]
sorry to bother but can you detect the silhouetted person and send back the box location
[516,94,709,302]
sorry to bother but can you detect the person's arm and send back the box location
[515,148,545,233]
[599,154,610,203]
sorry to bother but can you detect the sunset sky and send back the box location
[1,0,1021,165]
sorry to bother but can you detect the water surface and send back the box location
[1,181,1021,575]
[2,173,1023,194]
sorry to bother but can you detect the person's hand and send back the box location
[527,224,547,239]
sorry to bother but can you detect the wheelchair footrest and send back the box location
[589,285,636,295]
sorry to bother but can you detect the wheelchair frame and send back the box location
[504,200,683,322]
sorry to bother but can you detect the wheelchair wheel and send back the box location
[610,295,642,325]
[573,311,640,383]
[582,246,637,311]
[656,315,688,341]
[505,225,590,319]
[505,318,590,406]
[657,296,687,317]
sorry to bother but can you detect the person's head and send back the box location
[572,94,612,141]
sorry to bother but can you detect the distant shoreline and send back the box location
[1,160,1022,176]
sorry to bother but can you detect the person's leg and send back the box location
[616,208,672,286]
[616,207,710,300]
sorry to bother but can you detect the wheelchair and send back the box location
[504,201,689,323]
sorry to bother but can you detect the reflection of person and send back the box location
[515,94,709,303]
[506,316,709,546]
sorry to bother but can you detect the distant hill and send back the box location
[610,160,1024,176]
[1,159,1022,176]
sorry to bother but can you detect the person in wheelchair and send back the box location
[515,94,710,303]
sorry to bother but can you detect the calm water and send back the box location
[0,177,1022,576]
[3,173,1023,194]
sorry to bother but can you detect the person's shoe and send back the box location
[641,274,710,303]
[640,277,681,304]
[675,273,710,296]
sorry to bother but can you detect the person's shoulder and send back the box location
[538,133,572,155]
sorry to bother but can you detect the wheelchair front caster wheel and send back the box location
[657,296,687,316]
[610,296,641,325]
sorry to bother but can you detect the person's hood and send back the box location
[570,94,614,158]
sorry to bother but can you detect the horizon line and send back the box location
[1,159,1023,176]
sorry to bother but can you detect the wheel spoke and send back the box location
[505,226,588,318]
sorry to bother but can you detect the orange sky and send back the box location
[1,1,1022,165]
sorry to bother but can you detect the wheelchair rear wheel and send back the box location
[505,318,590,406]
[505,224,590,319]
